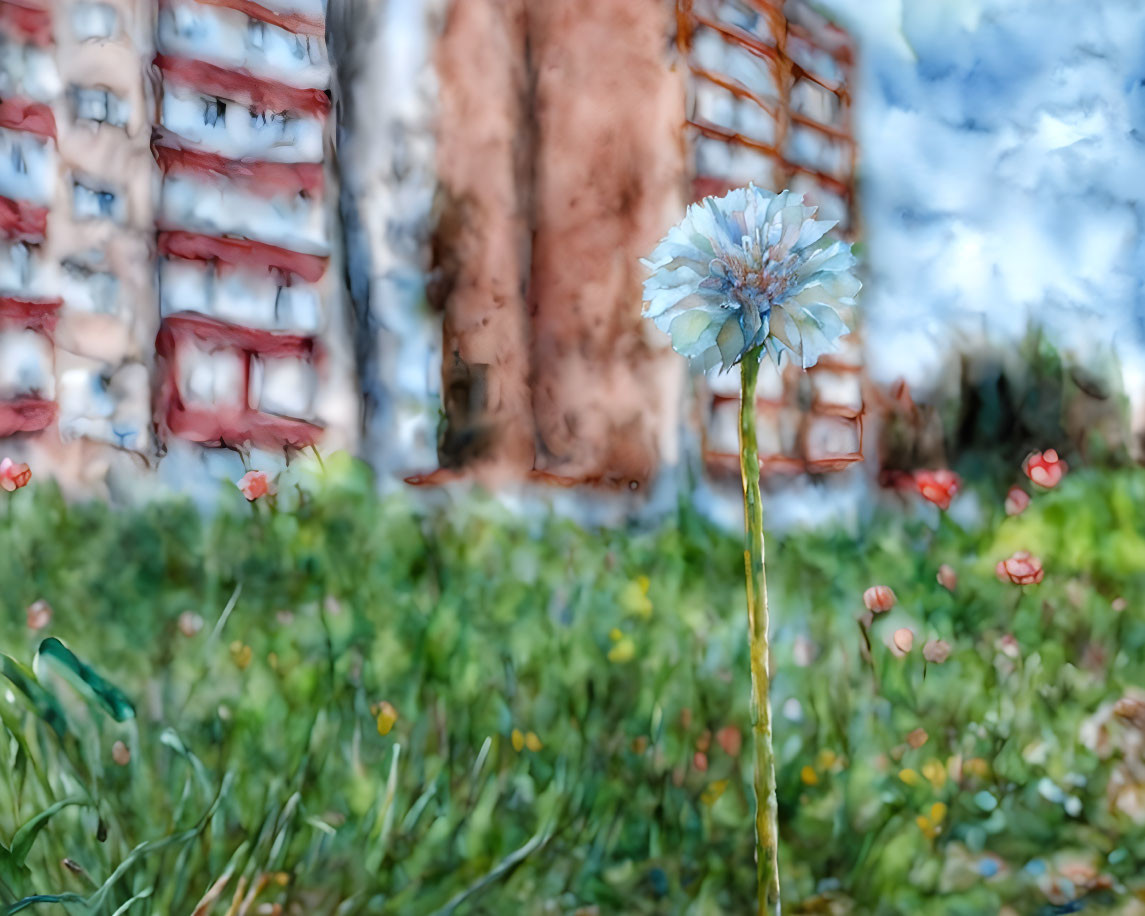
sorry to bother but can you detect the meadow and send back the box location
[1,454,1144,914]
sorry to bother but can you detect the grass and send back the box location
[1,452,1145,914]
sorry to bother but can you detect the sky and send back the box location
[815,0,1145,397]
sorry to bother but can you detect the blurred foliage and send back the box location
[1,454,1145,913]
[880,326,1131,492]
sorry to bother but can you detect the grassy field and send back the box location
[1,454,1144,914]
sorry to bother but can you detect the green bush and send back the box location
[0,454,1144,913]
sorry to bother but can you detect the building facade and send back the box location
[0,0,863,507]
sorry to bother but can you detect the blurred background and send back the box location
[1,1,1145,914]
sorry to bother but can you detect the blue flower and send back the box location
[641,185,860,372]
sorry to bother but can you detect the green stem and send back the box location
[739,349,781,915]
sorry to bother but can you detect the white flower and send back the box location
[642,185,860,372]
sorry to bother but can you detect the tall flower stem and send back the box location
[739,347,781,915]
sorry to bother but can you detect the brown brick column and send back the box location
[433,0,537,477]
[525,0,687,487]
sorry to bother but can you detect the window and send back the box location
[249,355,316,421]
[170,4,205,39]
[249,108,290,136]
[203,97,225,127]
[247,19,266,50]
[61,259,119,314]
[72,180,122,222]
[0,329,53,399]
[70,86,129,128]
[71,3,118,41]
[11,243,31,288]
[179,344,245,410]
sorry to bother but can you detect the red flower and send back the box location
[863,585,896,613]
[0,457,31,492]
[915,469,960,510]
[936,564,957,591]
[238,470,273,501]
[1004,486,1030,516]
[995,550,1044,586]
[1023,449,1066,489]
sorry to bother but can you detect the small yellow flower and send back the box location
[816,748,838,771]
[915,814,938,839]
[524,731,543,752]
[511,728,525,752]
[274,872,290,887]
[800,765,819,786]
[609,627,623,642]
[608,637,636,663]
[929,801,947,823]
[898,768,921,787]
[229,641,252,670]
[701,779,729,806]
[375,701,398,736]
[922,758,947,789]
[619,577,653,620]
[964,757,990,779]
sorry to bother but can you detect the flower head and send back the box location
[996,550,1044,585]
[26,599,52,631]
[1004,486,1030,516]
[863,585,896,613]
[642,185,860,372]
[0,457,31,492]
[237,470,273,501]
[893,627,915,654]
[923,639,952,664]
[915,470,960,510]
[1023,449,1066,489]
[936,564,957,591]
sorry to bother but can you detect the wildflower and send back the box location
[0,457,31,491]
[936,564,957,591]
[898,768,921,786]
[237,470,273,501]
[1023,449,1067,489]
[915,470,960,510]
[177,611,204,637]
[641,185,859,372]
[375,701,398,736]
[916,801,948,839]
[995,551,1044,585]
[923,639,951,664]
[608,637,635,663]
[1113,597,1128,613]
[800,765,819,786]
[524,731,543,752]
[907,728,928,749]
[863,585,896,613]
[511,728,525,752]
[963,757,990,779]
[111,741,130,766]
[816,748,841,772]
[893,628,915,654]
[996,634,1020,658]
[922,758,947,789]
[619,576,653,619]
[26,599,52,631]
[1004,486,1030,516]
[701,779,729,805]
[693,751,709,772]
[229,641,252,670]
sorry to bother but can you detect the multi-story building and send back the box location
[0,0,864,510]
[0,0,155,490]
[151,0,357,459]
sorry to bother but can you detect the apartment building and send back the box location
[151,0,356,457]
